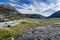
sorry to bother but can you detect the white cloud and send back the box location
[17,4,37,14]
[10,0,15,2]
[10,3,23,7]
[9,0,60,17]
[56,0,60,10]
[10,0,19,2]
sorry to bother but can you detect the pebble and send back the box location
[14,24,60,40]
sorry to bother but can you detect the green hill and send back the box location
[0,4,27,21]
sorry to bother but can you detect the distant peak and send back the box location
[47,10,60,18]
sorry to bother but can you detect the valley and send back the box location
[0,4,60,40]
[0,18,60,40]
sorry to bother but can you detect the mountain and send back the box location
[0,4,24,15]
[0,4,45,21]
[48,10,60,18]
[0,4,27,21]
[25,14,45,19]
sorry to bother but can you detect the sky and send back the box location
[0,0,60,17]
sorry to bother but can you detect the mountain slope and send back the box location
[0,4,45,21]
[48,10,60,18]
[0,4,27,20]
[25,14,45,19]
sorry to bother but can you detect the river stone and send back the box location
[14,25,60,40]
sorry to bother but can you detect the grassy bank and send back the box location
[0,21,39,40]
[1,18,60,40]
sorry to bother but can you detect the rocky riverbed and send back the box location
[15,24,60,40]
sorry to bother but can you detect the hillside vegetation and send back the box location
[0,4,27,21]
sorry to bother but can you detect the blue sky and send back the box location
[0,0,10,4]
[0,0,60,17]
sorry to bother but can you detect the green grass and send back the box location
[0,29,12,40]
[4,15,26,21]
[36,18,60,26]
[9,22,40,37]
[0,21,39,40]
[1,18,60,40]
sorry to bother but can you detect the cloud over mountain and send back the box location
[1,0,60,17]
